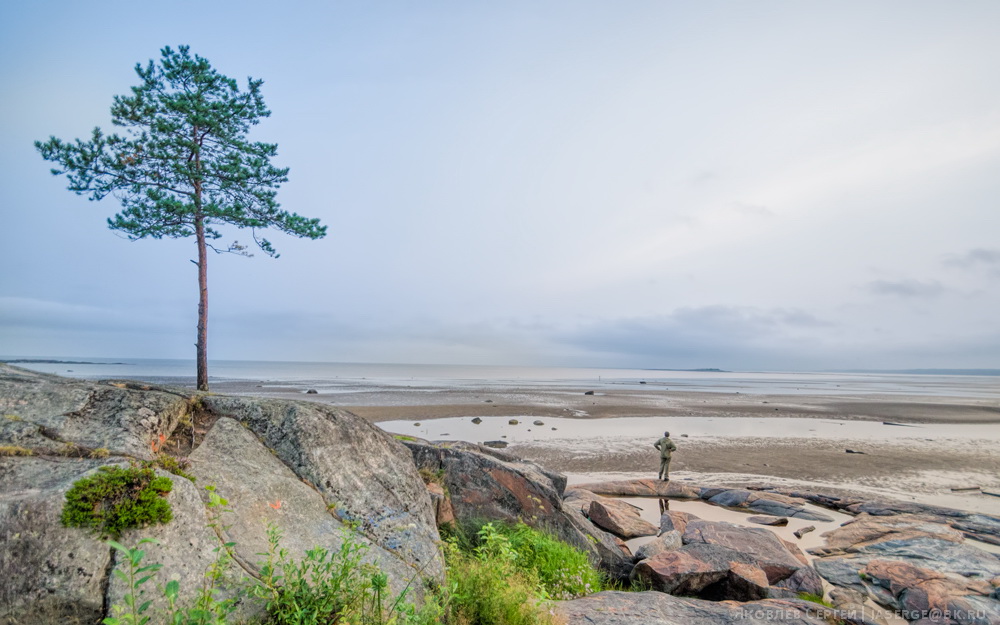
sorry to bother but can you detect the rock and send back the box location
[187,417,437,600]
[794,526,816,539]
[470,417,482,424]
[484,400,492,403]
[749,516,789,527]
[403,439,566,530]
[584,390,595,395]
[809,513,966,557]
[659,509,696,535]
[682,518,823,597]
[533,420,544,426]
[588,499,658,539]
[425,482,456,527]
[201,396,442,581]
[573,478,701,499]
[0,458,115,624]
[632,543,784,601]
[859,559,998,623]
[305,389,318,394]
[0,364,190,459]
[845,448,865,454]
[562,489,636,581]
[508,419,518,425]
[107,466,224,617]
[555,591,835,625]
[634,530,682,561]
[482,440,508,449]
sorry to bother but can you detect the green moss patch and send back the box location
[61,465,173,538]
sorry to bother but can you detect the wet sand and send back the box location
[211,379,1000,514]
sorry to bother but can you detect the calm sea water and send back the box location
[5,357,1000,399]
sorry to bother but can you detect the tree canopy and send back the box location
[37,45,326,389]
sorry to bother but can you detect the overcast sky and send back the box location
[2,1,999,371]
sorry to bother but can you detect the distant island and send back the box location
[645,368,728,373]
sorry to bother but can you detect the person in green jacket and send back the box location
[654,431,677,481]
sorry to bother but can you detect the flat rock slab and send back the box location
[631,543,777,601]
[590,499,659,539]
[555,590,836,625]
[573,478,702,499]
[749,516,789,526]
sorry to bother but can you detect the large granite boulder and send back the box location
[682,518,823,598]
[187,417,438,599]
[555,590,836,625]
[563,489,636,581]
[588,498,658,539]
[200,396,442,580]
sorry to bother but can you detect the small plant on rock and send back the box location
[61,465,173,538]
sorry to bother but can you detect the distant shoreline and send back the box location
[0,359,128,365]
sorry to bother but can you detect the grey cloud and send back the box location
[944,248,1000,277]
[864,280,945,298]
[557,306,836,369]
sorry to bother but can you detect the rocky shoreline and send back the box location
[1,363,998,624]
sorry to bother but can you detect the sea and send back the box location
[4,357,999,399]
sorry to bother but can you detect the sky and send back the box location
[1,1,999,371]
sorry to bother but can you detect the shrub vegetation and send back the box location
[61,465,173,538]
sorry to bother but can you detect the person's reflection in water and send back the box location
[658,498,670,515]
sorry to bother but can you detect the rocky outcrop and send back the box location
[555,591,836,624]
[0,365,443,625]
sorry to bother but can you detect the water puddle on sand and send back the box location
[378,415,998,444]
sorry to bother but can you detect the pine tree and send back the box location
[36,46,326,390]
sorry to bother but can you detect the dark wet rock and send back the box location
[533,420,544,426]
[794,526,816,539]
[305,389,318,394]
[589,499,659,539]
[470,417,482,424]
[749,516,789,527]
[507,418,518,424]
[555,591,836,625]
[482,440,508,449]
[584,390,595,395]
[846,448,866,454]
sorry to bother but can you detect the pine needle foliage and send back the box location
[35,46,326,390]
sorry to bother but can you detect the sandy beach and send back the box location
[210,378,1000,515]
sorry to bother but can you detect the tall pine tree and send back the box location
[37,46,326,390]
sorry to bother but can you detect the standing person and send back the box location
[654,431,677,481]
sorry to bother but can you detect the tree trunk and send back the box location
[195,216,209,391]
